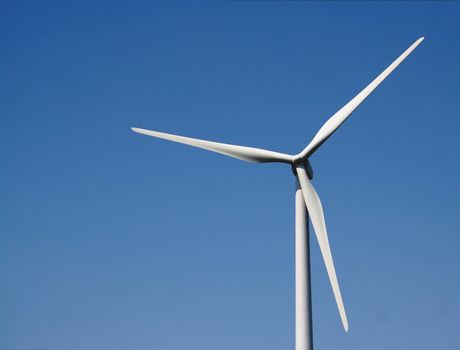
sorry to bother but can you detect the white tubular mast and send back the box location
[296,179,313,350]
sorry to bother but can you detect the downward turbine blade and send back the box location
[296,165,349,332]
[131,127,293,163]
[299,37,424,159]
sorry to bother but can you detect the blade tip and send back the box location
[342,313,349,332]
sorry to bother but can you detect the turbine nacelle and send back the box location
[292,159,314,180]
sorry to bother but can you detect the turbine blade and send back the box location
[296,165,349,332]
[131,127,293,163]
[299,37,424,159]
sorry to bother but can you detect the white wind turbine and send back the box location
[132,37,424,350]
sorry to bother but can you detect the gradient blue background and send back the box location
[1,1,459,349]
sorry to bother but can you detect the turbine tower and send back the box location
[132,37,424,350]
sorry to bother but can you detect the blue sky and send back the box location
[1,1,460,349]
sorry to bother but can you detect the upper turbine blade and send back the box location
[298,37,424,159]
[131,127,293,163]
[296,165,349,332]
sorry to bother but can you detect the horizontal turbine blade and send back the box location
[131,127,293,163]
[298,37,424,159]
[296,165,349,332]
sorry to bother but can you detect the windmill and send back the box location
[132,37,424,350]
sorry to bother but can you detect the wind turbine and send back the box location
[132,37,424,350]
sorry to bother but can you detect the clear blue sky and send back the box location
[1,1,459,349]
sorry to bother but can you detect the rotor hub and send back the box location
[292,159,314,179]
